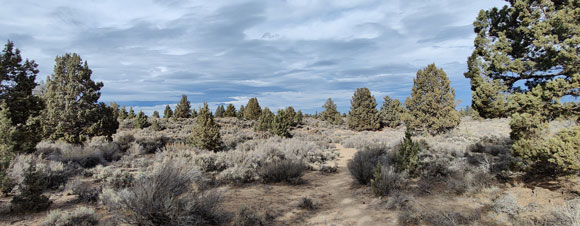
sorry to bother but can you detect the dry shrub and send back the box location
[233,206,268,226]
[41,207,99,226]
[490,193,520,217]
[370,163,408,196]
[341,130,402,151]
[260,159,306,184]
[348,148,385,185]
[37,139,121,168]
[298,197,316,210]
[113,131,135,152]
[66,178,99,203]
[134,135,169,154]
[7,154,70,191]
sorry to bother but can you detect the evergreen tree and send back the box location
[466,1,580,175]
[163,105,173,119]
[151,119,162,131]
[237,105,245,120]
[128,107,136,119]
[347,88,380,131]
[134,111,149,129]
[41,53,118,143]
[174,94,191,118]
[191,108,198,118]
[255,107,274,132]
[10,163,51,212]
[190,103,222,152]
[321,98,343,125]
[244,98,261,120]
[118,105,128,120]
[295,110,304,125]
[0,103,16,179]
[224,103,236,117]
[215,105,225,118]
[0,41,43,153]
[404,64,459,135]
[379,96,405,128]
[271,109,291,138]
[152,111,160,118]
[285,106,297,126]
[109,102,119,120]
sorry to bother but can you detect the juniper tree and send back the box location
[174,94,191,119]
[215,105,225,118]
[237,105,245,120]
[321,98,343,125]
[134,111,149,129]
[42,53,118,143]
[285,106,297,126]
[465,0,580,174]
[110,102,119,120]
[295,110,304,125]
[0,41,43,153]
[128,107,136,119]
[379,96,405,128]
[152,111,159,118]
[224,103,236,117]
[190,103,222,152]
[191,108,198,118]
[255,107,274,132]
[244,98,261,120]
[119,105,128,120]
[347,88,380,131]
[271,109,291,137]
[151,119,162,131]
[0,104,15,184]
[163,105,173,119]
[405,64,460,135]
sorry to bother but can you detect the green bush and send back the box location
[255,108,274,132]
[512,126,580,175]
[11,163,51,212]
[395,131,421,174]
[133,111,149,129]
[270,109,291,138]
[190,103,223,152]
[347,148,384,185]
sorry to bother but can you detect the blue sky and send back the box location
[0,0,506,115]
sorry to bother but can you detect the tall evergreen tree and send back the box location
[152,111,160,118]
[0,41,43,153]
[163,105,173,119]
[128,107,136,119]
[321,98,342,125]
[174,94,191,118]
[379,96,405,128]
[41,53,118,143]
[237,105,245,120]
[118,105,128,120]
[347,88,380,131]
[224,103,236,117]
[244,98,262,120]
[271,109,291,138]
[215,105,225,118]
[465,0,580,175]
[405,64,459,135]
[190,103,222,152]
[255,107,274,132]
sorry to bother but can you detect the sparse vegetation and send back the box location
[41,207,99,226]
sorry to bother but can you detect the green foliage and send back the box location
[295,110,304,125]
[395,131,421,174]
[224,103,236,117]
[347,88,380,131]
[271,109,291,138]
[190,103,223,152]
[0,105,14,191]
[109,102,119,120]
[41,53,118,144]
[512,126,580,175]
[348,148,384,185]
[405,64,460,135]
[151,119,163,131]
[215,105,225,118]
[285,106,297,126]
[163,104,173,119]
[255,107,274,132]
[378,96,404,128]
[134,111,149,129]
[174,94,191,118]
[0,102,41,154]
[11,163,51,212]
[191,108,198,118]
[321,98,342,125]
[118,105,128,120]
[237,105,245,120]
[128,107,135,119]
[152,111,159,118]
[244,98,262,120]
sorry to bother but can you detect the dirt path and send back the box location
[223,143,398,225]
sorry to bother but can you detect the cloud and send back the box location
[0,0,507,114]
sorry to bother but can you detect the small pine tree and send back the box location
[152,111,160,118]
[347,88,380,131]
[244,98,262,120]
[174,94,191,118]
[11,163,51,212]
[255,107,274,132]
[110,102,120,120]
[134,111,149,129]
[285,106,297,126]
[237,105,245,120]
[119,105,128,120]
[191,108,198,118]
[0,104,16,183]
[163,105,173,119]
[128,107,136,119]
[215,105,225,118]
[395,130,421,174]
[378,96,404,128]
[151,119,162,131]
[224,104,236,117]
[271,109,291,138]
[321,98,343,125]
[190,103,222,152]
[404,64,460,135]
[295,110,304,125]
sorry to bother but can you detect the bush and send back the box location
[260,159,306,184]
[298,197,316,210]
[103,159,224,225]
[11,163,51,212]
[234,206,267,226]
[348,148,384,185]
[113,132,135,152]
[133,111,149,129]
[66,179,99,202]
[394,131,421,174]
[370,162,408,197]
[42,207,99,226]
[135,135,169,154]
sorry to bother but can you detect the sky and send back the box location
[0,0,507,115]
